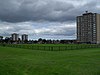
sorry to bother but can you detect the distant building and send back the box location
[11,33,19,41]
[77,11,100,44]
[22,34,28,41]
[0,36,3,40]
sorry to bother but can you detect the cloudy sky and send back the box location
[0,0,100,40]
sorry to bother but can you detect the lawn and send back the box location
[0,46,100,75]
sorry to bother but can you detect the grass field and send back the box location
[0,46,100,75]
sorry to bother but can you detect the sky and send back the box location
[0,0,100,40]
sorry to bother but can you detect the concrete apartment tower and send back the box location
[11,33,19,41]
[22,34,28,41]
[77,11,100,44]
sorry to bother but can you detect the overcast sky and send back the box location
[0,0,100,40]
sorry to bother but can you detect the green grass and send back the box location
[0,46,100,75]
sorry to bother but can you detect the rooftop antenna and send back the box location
[86,11,88,13]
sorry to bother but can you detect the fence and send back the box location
[0,44,100,51]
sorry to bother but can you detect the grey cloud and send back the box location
[0,0,99,23]
[0,0,99,22]
[0,0,75,22]
[0,21,76,38]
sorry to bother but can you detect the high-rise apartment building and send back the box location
[77,11,100,44]
[11,33,19,41]
[22,34,28,41]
